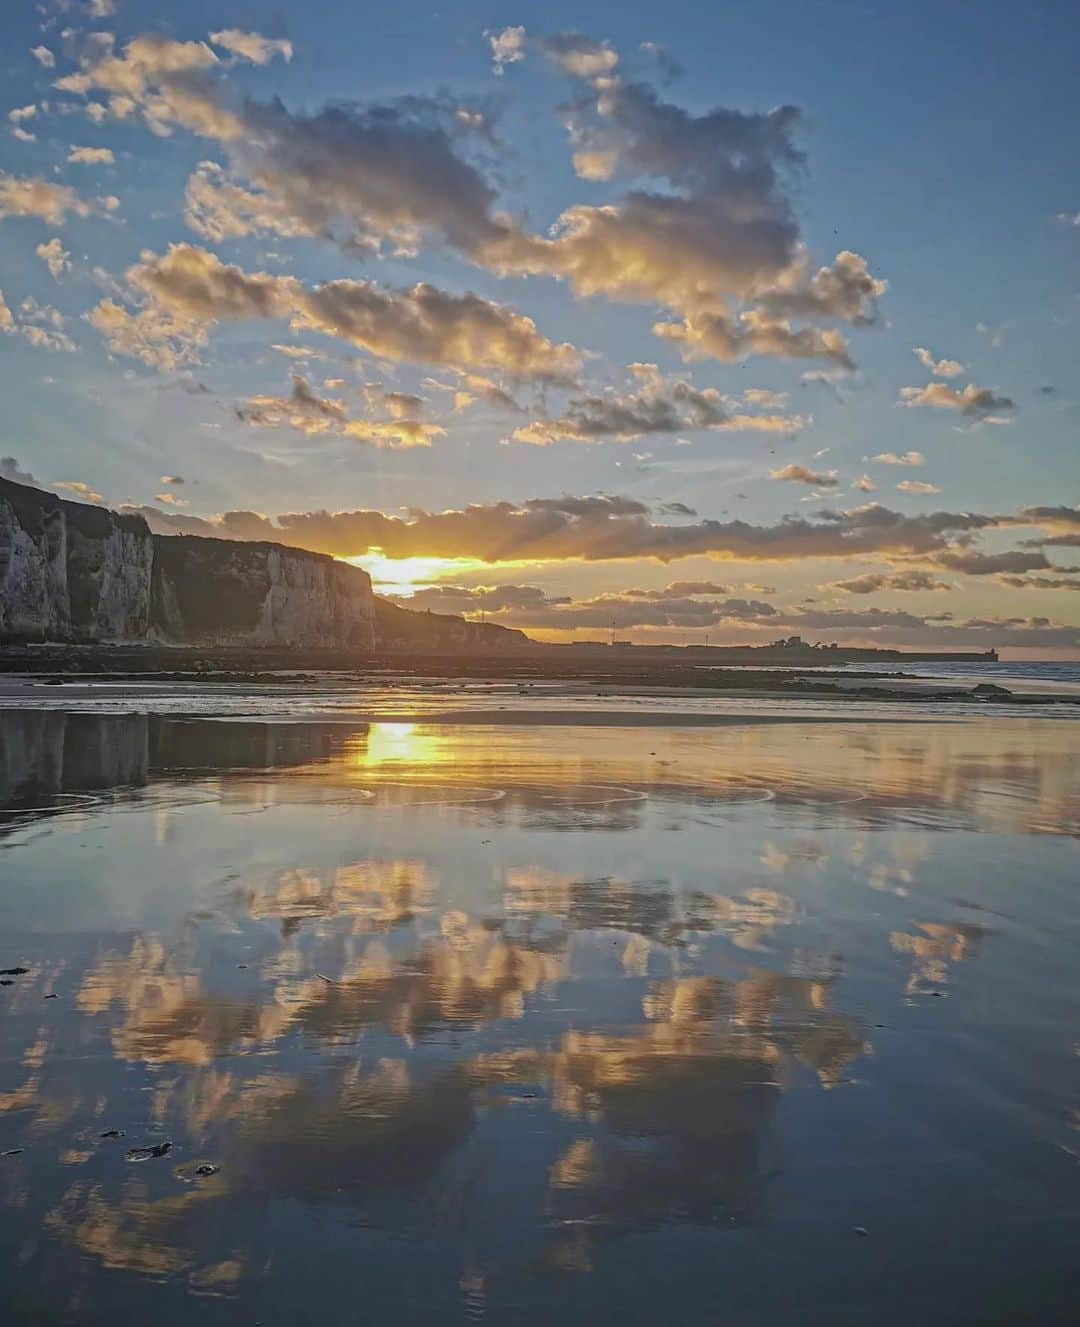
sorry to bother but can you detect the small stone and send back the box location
[194,1163,219,1176]
[99,1129,124,1139]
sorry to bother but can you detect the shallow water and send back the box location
[1,710,1078,1325]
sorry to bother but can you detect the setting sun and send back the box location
[346,551,489,597]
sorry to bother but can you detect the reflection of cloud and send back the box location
[241,859,436,933]
[78,936,257,1065]
[45,1179,229,1280]
[890,921,995,996]
[466,965,866,1264]
[278,921,566,1040]
[504,869,797,951]
[227,1061,474,1200]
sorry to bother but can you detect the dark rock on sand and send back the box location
[125,1141,173,1161]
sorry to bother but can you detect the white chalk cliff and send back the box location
[0,477,375,648]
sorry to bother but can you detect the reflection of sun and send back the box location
[345,551,487,597]
[356,723,449,769]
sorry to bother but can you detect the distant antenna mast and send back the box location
[611,617,616,647]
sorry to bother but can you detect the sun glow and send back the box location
[346,550,489,596]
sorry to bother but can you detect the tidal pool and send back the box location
[0,711,1077,1324]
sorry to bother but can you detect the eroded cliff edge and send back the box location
[0,477,376,648]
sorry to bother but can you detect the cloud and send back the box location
[1019,505,1080,548]
[1,291,77,352]
[828,570,951,594]
[126,494,1007,568]
[270,342,328,361]
[54,34,249,141]
[237,373,443,447]
[899,381,1014,421]
[997,575,1080,591]
[36,237,71,278]
[538,33,620,79]
[657,501,696,516]
[209,30,294,65]
[159,474,184,485]
[511,363,805,444]
[154,491,188,506]
[930,549,1061,576]
[0,456,38,486]
[54,480,104,503]
[59,32,512,260]
[913,346,964,378]
[391,582,776,630]
[482,42,885,368]
[1055,210,1080,227]
[87,297,206,372]
[378,580,1079,648]
[67,145,115,165]
[896,480,940,495]
[872,450,924,466]
[770,463,838,487]
[8,105,38,124]
[853,475,876,493]
[487,26,526,75]
[31,46,56,69]
[58,23,882,371]
[90,244,581,381]
[0,172,114,224]
[741,388,788,410]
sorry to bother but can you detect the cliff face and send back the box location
[0,477,375,649]
[151,535,375,648]
[374,597,528,651]
[0,476,154,641]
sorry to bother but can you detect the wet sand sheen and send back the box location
[0,710,1077,1326]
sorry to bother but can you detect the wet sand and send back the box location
[0,708,1077,1325]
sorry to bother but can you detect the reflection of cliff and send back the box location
[0,710,148,806]
[0,712,359,814]
[3,712,1076,839]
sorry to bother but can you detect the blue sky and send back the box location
[1,0,1078,652]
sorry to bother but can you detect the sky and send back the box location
[1,0,1078,656]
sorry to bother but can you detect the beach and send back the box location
[0,692,1077,1325]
